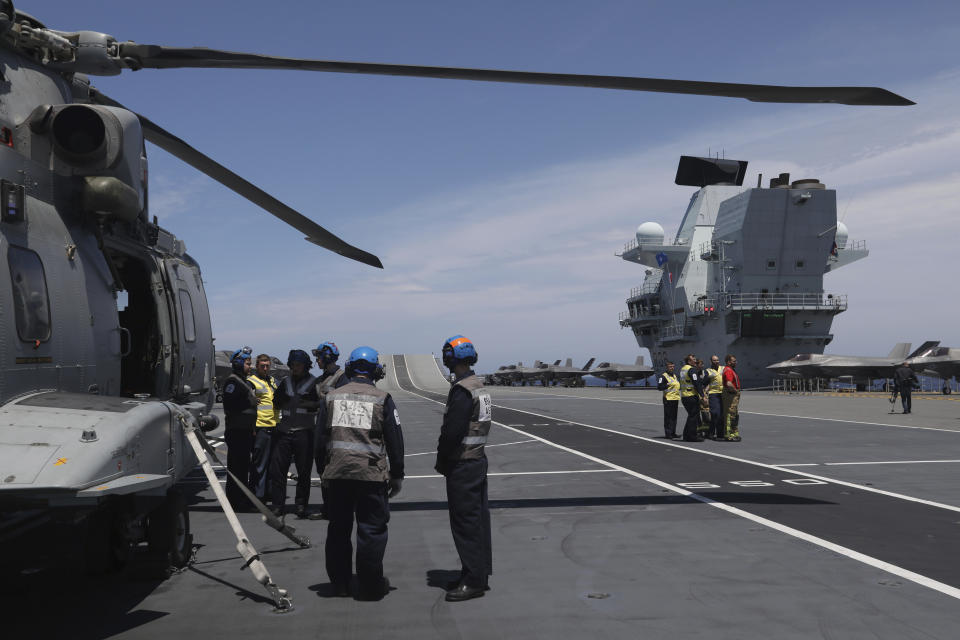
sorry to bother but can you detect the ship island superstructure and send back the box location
[617,156,868,387]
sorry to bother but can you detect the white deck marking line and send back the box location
[403,469,617,479]
[486,400,960,515]
[778,463,821,467]
[400,364,960,600]
[823,459,960,466]
[399,380,960,601]
[489,387,960,434]
[405,439,537,457]
[406,371,960,514]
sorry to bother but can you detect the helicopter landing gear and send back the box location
[148,490,193,570]
[82,503,132,575]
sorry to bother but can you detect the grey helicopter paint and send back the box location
[0,0,913,610]
[618,156,872,388]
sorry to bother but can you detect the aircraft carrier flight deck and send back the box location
[6,354,960,639]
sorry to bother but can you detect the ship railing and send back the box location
[721,293,847,311]
[627,279,663,300]
[619,305,668,324]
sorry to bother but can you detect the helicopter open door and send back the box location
[161,256,214,405]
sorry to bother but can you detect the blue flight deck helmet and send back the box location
[346,346,383,380]
[230,346,253,373]
[442,335,478,368]
[286,349,313,370]
[312,341,340,366]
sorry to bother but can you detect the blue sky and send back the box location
[39,1,960,371]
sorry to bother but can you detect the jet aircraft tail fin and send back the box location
[634,355,645,366]
[565,358,573,368]
[582,357,596,371]
[907,341,941,359]
[553,360,562,366]
[887,343,912,360]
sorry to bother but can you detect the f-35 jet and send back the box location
[542,358,596,387]
[766,343,920,380]
[907,343,960,392]
[589,356,654,387]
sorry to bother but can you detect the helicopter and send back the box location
[0,0,912,610]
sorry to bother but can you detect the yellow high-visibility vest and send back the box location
[249,374,278,427]
[662,373,680,401]
[707,366,725,394]
[679,365,697,397]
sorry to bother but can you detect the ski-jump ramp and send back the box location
[378,354,450,393]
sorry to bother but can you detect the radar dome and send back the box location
[636,222,665,245]
[835,222,849,249]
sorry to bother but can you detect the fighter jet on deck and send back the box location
[589,356,655,387]
[543,358,596,387]
[766,343,917,380]
[907,343,959,393]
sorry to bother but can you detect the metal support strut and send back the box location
[181,416,294,612]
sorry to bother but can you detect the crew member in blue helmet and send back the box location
[316,346,404,600]
[270,349,321,519]
[222,347,256,511]
[312,341,349,519]
[436,335,493,602]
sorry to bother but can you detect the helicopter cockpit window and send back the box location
[7,245,51,342]
[178,289,196,342]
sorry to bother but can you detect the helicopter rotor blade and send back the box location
[115,44,914,106]
[89,89,383,269]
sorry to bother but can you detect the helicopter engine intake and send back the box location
[38,103,146,219]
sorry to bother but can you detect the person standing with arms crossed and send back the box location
[657,361,680,439]
[436,335,493,602]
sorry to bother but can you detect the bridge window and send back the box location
[178,289,196,342]
[8,245,51,342]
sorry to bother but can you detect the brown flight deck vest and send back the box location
[316,368,346,402]
[446,374,492,460]
[321,380,390,482]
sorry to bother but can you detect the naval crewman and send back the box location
[721,354,742,442]
[436,335,493,602]
[313,341,349,519]
[657,361,680,439]
[317,346,404,600]
[705,355,725,440]
[249,354,280,504]
[679,354,705,442]
[893,361,919,414]
[271,349,321,518]
[222,347,256,511]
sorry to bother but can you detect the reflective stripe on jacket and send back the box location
[317,368,346,402]
[249,374,278,427]
[679,364,697,397]
[707,366,725,394]
[447,374,492,460]
[321,381,389,482]
[278,374,319,431]
[661,373,680,401]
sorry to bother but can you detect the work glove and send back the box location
[387,477,403,498]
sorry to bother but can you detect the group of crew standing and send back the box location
[656,353,742,442]
[220,336,492,603]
